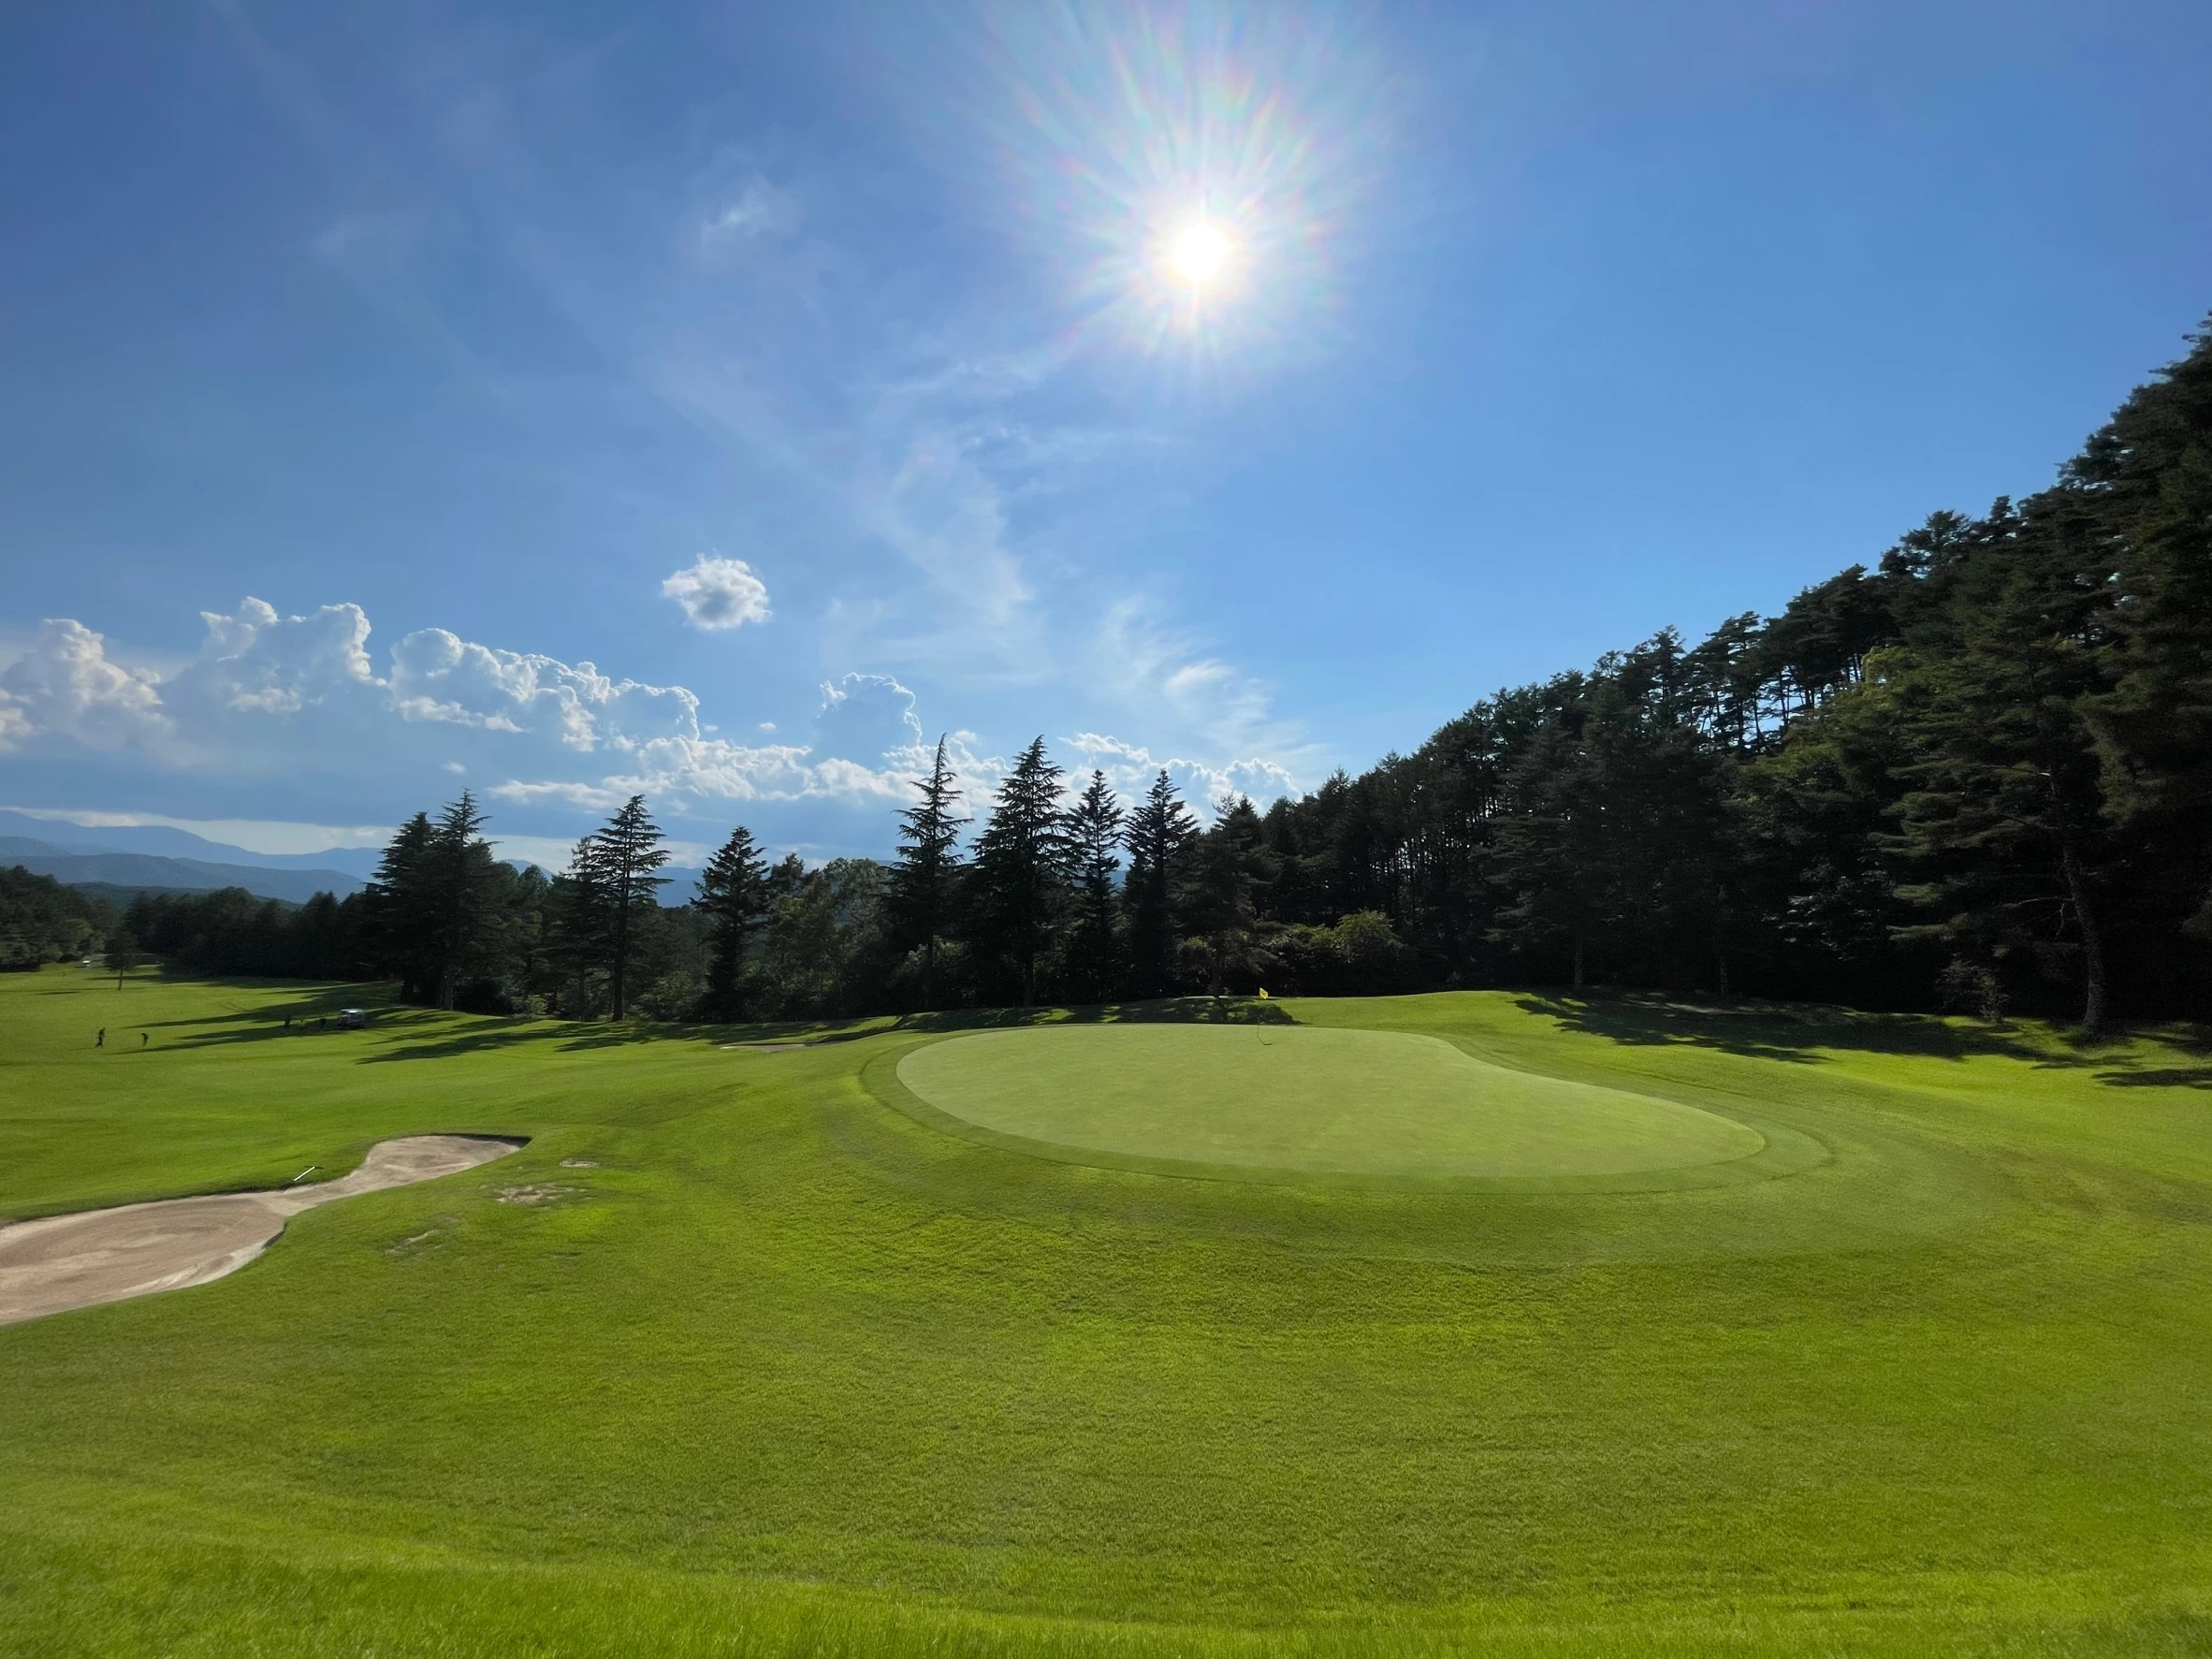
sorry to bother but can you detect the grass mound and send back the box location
[894,1023,1765,1183]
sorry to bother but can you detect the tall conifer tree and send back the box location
[427,790,500,1011]
[694,824,770,1019]
[968,736,1068,1008]
[2077,321,2212,939]
[1186,794,1275,1002]
[1122,770,1195,999]
[889,736,967,1009]
[1064,770,1124,1003]
[1886,498,2120,1037]
[552,834,610,1017]
[366,810,438,1004]
[1490,692,1623,991]
[593,795,670,1020]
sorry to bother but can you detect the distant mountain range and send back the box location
[0,810,699,906]
[0,810,385,880]
[0,833,366,906]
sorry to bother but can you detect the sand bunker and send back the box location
[0,1134,523,1327]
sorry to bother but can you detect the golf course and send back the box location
[4,966,2211,1657]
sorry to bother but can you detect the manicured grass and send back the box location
[894,1024,1764,1182]
[3,965,2211,1656]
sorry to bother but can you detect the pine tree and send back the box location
[2077,321,2212,939]
[552,835,611,1017]
[1185,794,1275,1002]
[694,824,770,1019]
[968,736,1068,1008]
[1063,770,1124,1003]
[1122,769,1196,998]
[593,795,670,1020]
[888,735,967,1010]
[1886,496,2121,1038]
[427,790,500,1011]
[366,810,438,1003]
[1490,700,1620,991]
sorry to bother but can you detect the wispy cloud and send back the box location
[692,169,801,259]
[1087,596,1311,769]
[181,7,1341,834]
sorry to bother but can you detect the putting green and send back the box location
[895,1024,1766,1181]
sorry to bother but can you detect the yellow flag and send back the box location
[1257,987,1270,999]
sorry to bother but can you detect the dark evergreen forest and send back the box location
[0,867,112,970]
[22,322,2206,1032]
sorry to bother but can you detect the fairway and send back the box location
[6,969,2212,1658]
[895,1024,1766,1181]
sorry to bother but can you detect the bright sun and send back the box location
[1172,221,1230,284]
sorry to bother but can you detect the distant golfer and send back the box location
[95,1027,105,1048]
[140,1031,149,1047]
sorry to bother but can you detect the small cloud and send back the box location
[312,211,412,280]
[443,761,465,774]
[696,176,799,255]
[758,720,776,733]
[662,555,771,633]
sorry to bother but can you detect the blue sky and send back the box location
[2,0,2208,868]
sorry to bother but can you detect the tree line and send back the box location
[1245,321,2212,1033]
[46,321,2211,1031]
[0,867,111,970]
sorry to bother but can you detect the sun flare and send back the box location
[1171,221,1230,284]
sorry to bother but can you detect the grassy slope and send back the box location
[2,968,2210,1656]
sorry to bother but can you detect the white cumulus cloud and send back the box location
[0,598,952,822]
[1063,733,1298,818]
[3,597,1301,853]
[0,618,170,751]
[662,555,772,632]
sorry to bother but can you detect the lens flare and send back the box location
[1172,221,1230,284]
[957,3,1402,387]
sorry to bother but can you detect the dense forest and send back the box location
[10,322,2205,1031]
[0,867,112,970]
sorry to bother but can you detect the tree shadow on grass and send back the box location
[139,993,881,1063]
[355,995,1296,1062]
[118,971,2210,1090]
[1511,990,2212,1087]
[114,982,406,1044]
[2095,1066,2212,1089]
[357,1017,761,1063]
[735,996,1296,1046]
[1512,990,2043,1066]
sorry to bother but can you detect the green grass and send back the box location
[893,1024,1764,1183]
[3,965,2211,1656]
